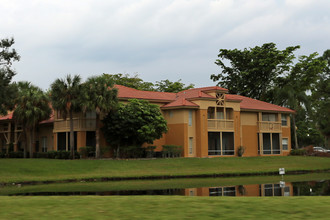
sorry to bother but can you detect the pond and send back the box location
[1,173,330,197]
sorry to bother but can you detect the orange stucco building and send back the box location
[0,85,294,157]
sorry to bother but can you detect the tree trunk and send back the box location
[95,113,100,159]
[29,128,33,158]
[23,128,28,158]
[69,110,75,159]
[116,144,120,159]
[292,114,299,149]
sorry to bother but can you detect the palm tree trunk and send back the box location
[69,110,75,159]
[29,128,33,158]
[23,128,28,158]
[116,144,120,159]
[292,114,299,149]
[95,113,100,159]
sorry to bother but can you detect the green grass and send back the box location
[0,156,329,183]
[0,196,329,219]
[1,173,329,196]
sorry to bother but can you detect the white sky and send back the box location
[1,0,329,90]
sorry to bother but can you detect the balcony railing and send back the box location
[54,118,96,132]
[258,121,281,132]
[207,119,234,131]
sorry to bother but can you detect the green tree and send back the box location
[84,75,118,158]
[102,99,168,158]
[50,75,83,159]
[0,38,20,115]
[273,53,326,148]
[154,79,194,93]
[211,43,299,101]
[103,73,154,91]
[13,82,51,158]
[312,50,330,147]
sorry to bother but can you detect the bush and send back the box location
[304,145,314,155]
[0,152,6,158]
[145,146,156,158]
[121,145,145,158]
[8,151,24,158]
[237,146,245,157]
[290,149,307,156]
[162,145,182,158]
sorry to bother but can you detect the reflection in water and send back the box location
[8,180,330,197]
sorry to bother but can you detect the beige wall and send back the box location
[37,124,54,152]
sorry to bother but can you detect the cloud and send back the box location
[2,0,330,90]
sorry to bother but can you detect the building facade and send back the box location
[0,85,294,157]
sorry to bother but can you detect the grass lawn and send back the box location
[0,196,329,219]
[0,156,329,183]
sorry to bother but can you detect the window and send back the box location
[207,107,215,119]
[262,133,280,154]
[282,138,288,150]
[189,137,193,155]
[208,132,234,156]
[85,111,96,119]
[262,113,277,121]
[41,136,47,152]
[208,132,221,155]
[188,110,193,126]
[263,184,282,196]
[281,114,287,126]
[169,111,173,118]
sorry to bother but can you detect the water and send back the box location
[5,179,330,197]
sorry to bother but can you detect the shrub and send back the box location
[162,145,182,158]
[145,146,156,158]
[121,145,145,158]
[0,152,5,158]
[314,152,330,157]
[237,146,245,157]
[8,151,24,158]
[290,149,307,156]
[304,145,314,155]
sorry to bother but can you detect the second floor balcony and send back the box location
[258,121,282,132]
[54,118,96,132]
[207,119,234,131]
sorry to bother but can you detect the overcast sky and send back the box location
[1,0,329,90]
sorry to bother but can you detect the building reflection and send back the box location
[185,182,293,197]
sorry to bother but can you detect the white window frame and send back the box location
[282,138,288,151]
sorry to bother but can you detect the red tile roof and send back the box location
[162,98,199,108]
[226,94,295,113]
[0,86,294,122]
[0,112,13,120]
[115,85,176,101]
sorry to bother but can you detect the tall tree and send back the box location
[102,99,168,158]
[154,79,194,93]
[103,73,154,91]
[273,53,326,148]
[0,38,20,115]
[211,43,299,101]
[13,82,51,158]
[311,50,330,147]
[50,75,83,159]
[84,75,118,158]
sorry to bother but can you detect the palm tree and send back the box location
[50,75,83,159]
[273,84,311,149]
[84,75,118,158]
[13,82,51,158]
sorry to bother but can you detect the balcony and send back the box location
[258,121,281,132]
[54,118,96,132]
[208,119,234,131]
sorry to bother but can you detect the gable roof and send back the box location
[226,94,295,113]
[0,85,294,122]
[115,85,176,102]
